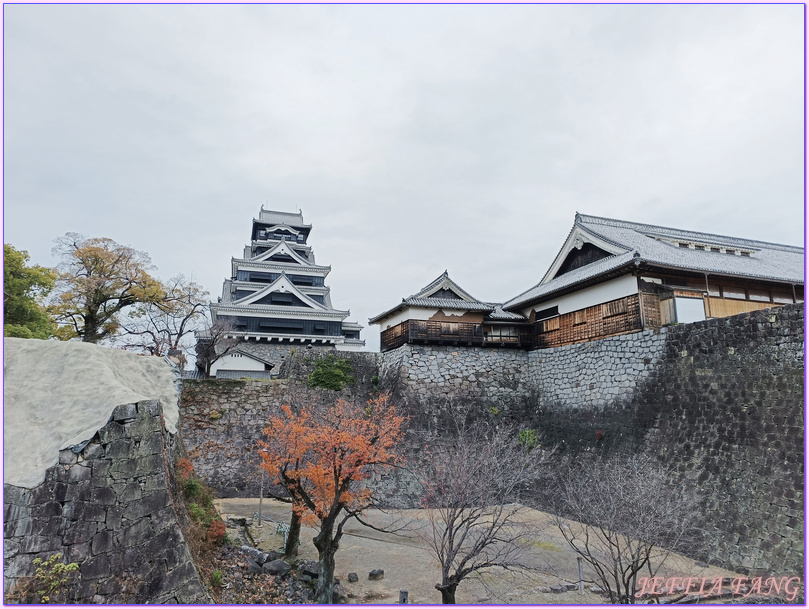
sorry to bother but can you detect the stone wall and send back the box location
[634,305,804,576]
[526,329,666,410]
[3,400,208,604]
[180,378,291,498]
[378,343,532,412]
[179,304,804,577]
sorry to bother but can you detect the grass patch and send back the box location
[524,539,563,552]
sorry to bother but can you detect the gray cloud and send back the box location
[4,4,803,352]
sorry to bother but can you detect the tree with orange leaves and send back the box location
[259,393,405,604]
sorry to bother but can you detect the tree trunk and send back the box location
[313,521,339,604]
[284,509,301,557]
[436,582,458,604]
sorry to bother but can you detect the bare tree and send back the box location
[419,420,549,604]
[552,452,702,604]
[117,275,209,366]
[195,316,241,377]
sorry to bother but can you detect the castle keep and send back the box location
[203,207,364,378]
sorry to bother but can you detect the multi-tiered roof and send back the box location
[210,207,363,347]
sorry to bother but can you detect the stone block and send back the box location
[92,460,111,481]
[91,530,114,555]
[368,569,384,580]
[118,518,153,548]
[62,519,99,545]
[109,458,139,480]
[97,422,126,445]
[139,400,161,417]
[31,500,62,519]
[91,486,117,506]
[106,439,134,459]
[117,482,142,503]
[240,545,271,565]
[80,553,111,580]
[18,534,62,554]
[111,403,138,423]
[67,464,92,483]
[263,559,292,576]
[35,516,62,537]
[81,442,105,461]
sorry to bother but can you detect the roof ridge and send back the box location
[578,213,803,252]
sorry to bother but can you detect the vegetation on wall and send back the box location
[175,457,228,593]
[4,553,80,604]
[306,355,355,391]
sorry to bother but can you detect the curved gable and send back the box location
[231,273,327,310]
[250,240,311,266]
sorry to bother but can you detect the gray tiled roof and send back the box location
[487,305,527,321]
[369,271,496,324]
[216,370,276,380]
[255,208,311,228]
[401,297,493,311]
[505,214,804,309]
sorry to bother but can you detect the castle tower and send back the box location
[203,207,363,377]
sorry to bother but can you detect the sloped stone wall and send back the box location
[635,305,804,576]
[179,304,803,577]
[3,400,208,604]
[180,378,291,498]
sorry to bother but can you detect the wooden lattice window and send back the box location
[573,310,587,326]
[601,299,628,318]
[543,317,560,332]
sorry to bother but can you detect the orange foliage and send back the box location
[258,393,405,523]
[208,519,227,545]
[177,458,194,481]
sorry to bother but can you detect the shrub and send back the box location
[517,428,539,450]
[33,553,79,603]
[307,355,355,390]
[210,571,223,588]
[183,478,202,499]
[208,520,227,545]
[176,458,194,481]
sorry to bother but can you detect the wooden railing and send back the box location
[381,320,533,352]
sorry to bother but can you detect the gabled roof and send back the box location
[249,239,312,266]
[231,347,276,368]
[369,271,496,325]
[229,272,329,310]
[505,213,805,311]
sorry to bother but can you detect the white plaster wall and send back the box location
[336,342,364,352]
[210,353,266,374]
[522,274,639,316]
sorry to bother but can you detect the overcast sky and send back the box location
[3,4,804,352]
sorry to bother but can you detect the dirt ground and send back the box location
[215,498,740,605]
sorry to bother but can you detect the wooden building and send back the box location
[370,271,529,352]
[503,213,804,348]
[203,207,364,377]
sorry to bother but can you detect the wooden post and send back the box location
[704,274,712,318]
[577,556,584,595]
[258,469,264,527]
